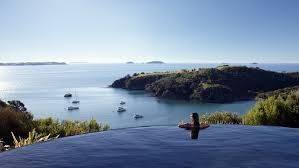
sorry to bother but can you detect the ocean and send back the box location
[0,63,298,128]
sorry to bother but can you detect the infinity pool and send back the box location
[1,125,299,168]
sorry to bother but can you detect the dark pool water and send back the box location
[1,125,299,168]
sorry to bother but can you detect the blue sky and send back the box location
[0,0,298,63]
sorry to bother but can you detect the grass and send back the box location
[33,118,110,138]
[199,112,243,124]
[256,86,299,100]
[133,71,177,78]
[133,66,249,78]
[131,68,205,78]
[0,99,110,146]
[216,65,247,70]
[201,83,228,89]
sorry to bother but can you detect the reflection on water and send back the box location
[191,128,200,139]
[184,127,200,139]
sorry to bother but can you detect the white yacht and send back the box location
[68,106,79,111]
[133,114,143,119]
[72,100,80,104]
[117,107,126,112]
[72,90,80,104]
[64,93,72,98]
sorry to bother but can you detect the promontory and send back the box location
[110,66,299,103]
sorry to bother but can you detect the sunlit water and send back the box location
[0,63,298,128]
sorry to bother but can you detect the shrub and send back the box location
[0,99,7,108]
[7,100,27,112]
[33,118,109,138]
[243,94,299,127]
[200,112,242,124]
[0,106,34,144]
[11,129,53,148]
[191,83,233,103]
[0,100,110,145]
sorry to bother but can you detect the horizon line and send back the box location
[1,61,299,64]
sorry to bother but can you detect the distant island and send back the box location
[125,61,165,64]
[0,62,66,66]
[111,66,299,103]
[146,61,165,64]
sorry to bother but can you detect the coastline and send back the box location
[0,62,66,66]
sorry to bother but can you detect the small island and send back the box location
[146,61,165,64]
[0,62,66,66]
[111,66,299,103]
[126,61,135,64]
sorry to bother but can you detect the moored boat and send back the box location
[72,100,80,104]
[64,93,72,98]
[133,114,143,119]
[68,106,79,111]
[72,90,80,104]
[117,107,126,112]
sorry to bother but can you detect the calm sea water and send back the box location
[0,63,298,128]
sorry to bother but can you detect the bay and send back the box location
[0,63,298,128]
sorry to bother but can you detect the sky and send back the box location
[0,0,298,63]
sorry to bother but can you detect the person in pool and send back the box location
[178,112,209,130]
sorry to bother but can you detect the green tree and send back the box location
[244,94,299,127]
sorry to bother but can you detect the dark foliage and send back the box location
[0,102,33,144]
[110,73,167,90]
[7,100,27,112]
[0,99,7,108]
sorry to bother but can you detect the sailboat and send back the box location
[72,90,80,104]
[68,106,79,111]
[134,114,143,119]
[64,88,73,98]
[64,93,72,98]
[117,107,126,112]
